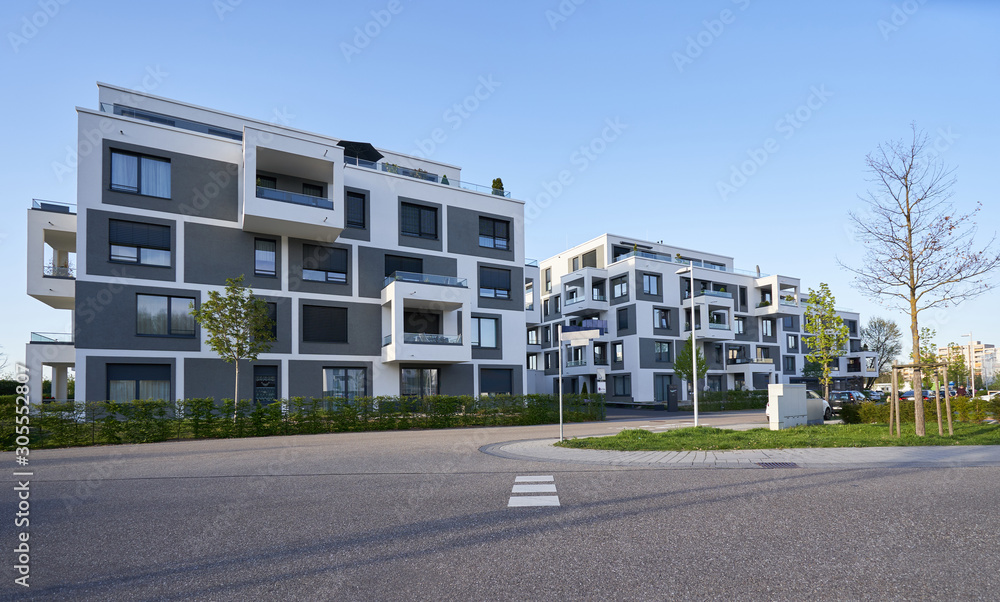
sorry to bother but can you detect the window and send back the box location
[479,267,511,299]
[524,282,534,311]
[783,356,796,372]
[472,317,499,348]
[735,317,746,334]
[302,183,324,198]
[253,365,277,405]
[611,275,628,298]
[256,175,276,189]
[787,335,798,350]
[302,305,348,343]
[403,310,441,334]
[107,364,170,403]
[654,374,672,402]
[384,255,422,279]
[594,344,607,365]
[302,244,348,283]
[111,150,171,198]
[582,250,597,268]
[757,347,772,360]
[782,316,794,329]
[762,319,773,337]
[527,354,537,370]
[715,344,723,364]
[401,203,437,239]
[613,374,632,396]
[136,295,195,337]
[527,329,538,345]
[654,308,671,329]
[655,341,671,362]
[346,191,366,229]
[478,217,510,250]
[617,307,629,330]
[481,368,513,395]
[544,268,551,292]
[554,296,560,313]
[613,342,624,363]
[572,257,579,271]
[642,274,660,295]
[323,368,367,401]
[254,239,276,277]
[543,326,550,344]
[543,299,550,316]
[402,368,438,398]
[265,302,278,339]
[110,219,171,266]
[544,354,552,370]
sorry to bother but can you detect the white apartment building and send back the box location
[25,83,527,404]
[525,235,878,403]
[937,341,998,385]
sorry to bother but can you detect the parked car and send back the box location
[829,390,866,413]
[807,389,833,421]
[863,389,883,401]
[899,390,932,401]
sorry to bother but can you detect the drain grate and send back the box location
[756,462,799,469]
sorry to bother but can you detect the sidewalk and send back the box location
[482,433,1000,469]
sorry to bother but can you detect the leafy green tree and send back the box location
[860,317,903,388]
[916,327,937,389]
[804,283,849,401]
[674,335,707,396]
[802,360,823,380]
[944,342,970,387]
[190,275,275,420]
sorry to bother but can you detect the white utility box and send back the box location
[767,384,808,430]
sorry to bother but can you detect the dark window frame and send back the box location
[110,149,172,199]
[109,219,171,267]
[302,305,349,343]
[611,275,628,299]
[617,307,629,330]
[471,316,499,349]
[478,217,510,250]
[254,238,277,277]
[479,266,512,299]
[136,294,196,338]
[322,367,367,400]
[642,273,660,295]
[302,244,348,284]
[655,341,671,362]
[346,191,366,229]
[401,202,438,239]
[654,308,671,329]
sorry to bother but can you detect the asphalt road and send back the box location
[3,410,998,601]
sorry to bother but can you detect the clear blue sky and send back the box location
[2,0,999,372]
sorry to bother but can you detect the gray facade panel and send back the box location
[356,246,458,299]
[102,139,239,221]
[259,294,292,354]
[86,209,177,282]
[76,281,201,351]
[397,197,443,252]
[476,261,523,311]
[446,206,516,261]
[184,223,281,290]
[288,238,353,297]
[184,357,281,402]
[85,356,176,402]
[638,337,675,370]
[438,364,474,395]
[761,318,778,343]
[706,342,726,370]
[635,271,664,303]
[609,272,630,306]
[479,364,524,395]
[287,359,375,399]
[735,314,757,342]
[298,298,381,355]
[615,304,636,337]
[471,312,504,360]
[652,306,680,337]
[337,185,371,242]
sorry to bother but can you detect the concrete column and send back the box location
[52,365,68,400]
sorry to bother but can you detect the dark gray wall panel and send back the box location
[652,305,680,338]
[102,140,238,221]
[635,270,664,303]
[356,246,458,299]
[397,197,442,252]
[184,223,281,289]
[86,209,177,282]
[287,238,353,297]
[615,304,636,337]
[439,364,474,395]
[184,357,281,402]
[337,186,371,242]
[446,206,515,261]
[475,261,523,311]
[639,337,674,370]
[288,359,375,399]
[75,281,201,351]
[85,356,176,402]
[298,298,381,355]
[479,364,524,395]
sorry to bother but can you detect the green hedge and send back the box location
[0,393,605,450]
[840,396,999,425]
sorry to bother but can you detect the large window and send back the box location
[481,368,513,395]
[255,239,276,277]
[471,317,499,348]
[384,254,423,278]
[654,308,671,329]
[527,329,538,345]
[527,354,537,370]
[107,364,170,403]
[735,317,746,334]
[323,367,367,401]
[346,191,366,229]
[479,267,511,299]
[110,220,171,266]
[787,334,798,351]
[654,374,672,402]
[613,342,624,363]
[642,274,660,295]
[402,368,438,398]
[111,151,171,198]
[655,341,671,362]
[302,183,324,198]
[302,244,348,283]
[617,307,629,330]
[613,374,632,396]
[582,249,597,268]
[136,295,195,337]
[762,319,774,337]
[611,275,628,299]
[783,356,796,372]
[401,202,437,239]
[479,217,510,250]
[302,305,348,343]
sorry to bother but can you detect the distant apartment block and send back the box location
[937,341,997,384]
[25,83,527,404]
[524,235,878,403]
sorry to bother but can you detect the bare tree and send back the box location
[860,317,903,389]
[840,124,1000,435]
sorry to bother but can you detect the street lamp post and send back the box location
[962,332,974,398]
[676,262,699,427]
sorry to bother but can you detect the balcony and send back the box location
[345,156,513,198]
[563,291,609,316]
[255,186,333,210]
[30,332,74,344]
[28,201,77,310]
[384,271,467,288]
[25,333,75,405]
[566,359,588,368]
[381,272,471,364]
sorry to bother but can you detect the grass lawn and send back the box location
[556,422,1000,451]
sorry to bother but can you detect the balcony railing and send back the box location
[256,186,333,210]
[382,334,392,346]
[345,156,512,197]
[727,357,774,365]
[30,332,74,344]
[581,319,608,335]
[384,271,468,288]
[525,258,539,267]
[779,298,798,306]
[696,290,733,299]
[611,250,770,277]
[592,293,607,302]
[403,333,462,345]
[566,359,587,368]
[708,323,730,330]
[564,296,586,306]
[43,265,75,278]
[32,199,77,214]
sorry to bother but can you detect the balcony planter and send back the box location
[492,177,504,195]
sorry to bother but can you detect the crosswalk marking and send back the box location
[508,475,560,507]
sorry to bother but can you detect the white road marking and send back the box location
[512,484,558,493]
[514,476,554,482]
[508,496,561,507]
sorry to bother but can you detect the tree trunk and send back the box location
[910,297,925,435]
[233,360,239,423]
